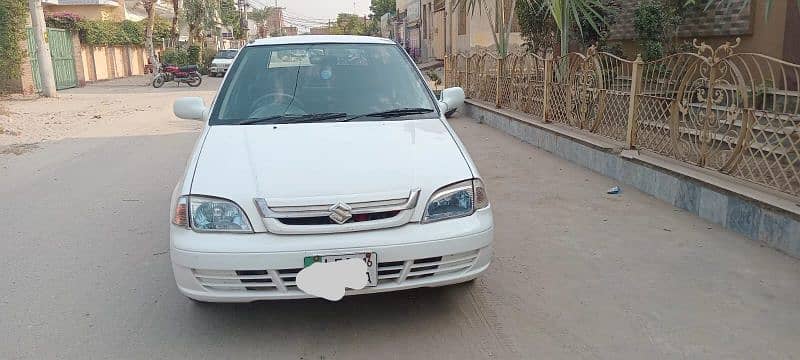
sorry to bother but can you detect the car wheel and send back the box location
[210,72,217,77]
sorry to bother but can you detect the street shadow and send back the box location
[62,76,222,95]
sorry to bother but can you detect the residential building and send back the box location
[309,26,332,35]
[410,0,523,58]
[396,0,421,58]
[380,12,394,38]
[282,26,298,36]
[607,0,800,63]
[265,7,284,36]
[42,0,127,21]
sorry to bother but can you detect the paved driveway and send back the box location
[1,79,798,359]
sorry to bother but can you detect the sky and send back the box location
[249,0,373,32]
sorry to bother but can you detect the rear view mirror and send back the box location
[173,97,206,120]
[440,87,465,117]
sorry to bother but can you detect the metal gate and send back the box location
[26,28,78,91]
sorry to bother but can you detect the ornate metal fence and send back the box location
[444,40,800,198]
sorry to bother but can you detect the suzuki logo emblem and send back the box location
[328,202,352,224]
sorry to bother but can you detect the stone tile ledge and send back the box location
[463,99,800,258]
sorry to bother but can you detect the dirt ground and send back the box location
[0,76,217,149]
[1,76,799,359]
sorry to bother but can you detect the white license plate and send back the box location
[304,252,378,287]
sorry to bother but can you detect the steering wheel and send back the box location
[249,92,305,116]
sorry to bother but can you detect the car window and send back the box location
[211,43,437,125]
[215,50,237,59]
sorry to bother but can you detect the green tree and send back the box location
[529,0,606,56]
[370,0,396,18]
[219,0,245,39]
[171,0,180,46]
[0,0,27,83]
[516,0,614,54]
[249,7,274,37]
[183,0,220,45]
[331,13,369,35]
[220,0,239,27]
[143,0,158,72]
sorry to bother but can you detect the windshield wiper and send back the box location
[342,108,435,122]
[239,113,347,125]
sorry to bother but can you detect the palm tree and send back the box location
[142,0,158,72]
[249,7,273,38]
[171,0,180,46]
[452,0,605,57]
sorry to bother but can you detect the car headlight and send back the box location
[422,179,489,223]
[172,195,253,233]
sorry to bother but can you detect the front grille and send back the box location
[254,190,421,234]
[192,249,480,293]
[277,210,400,225]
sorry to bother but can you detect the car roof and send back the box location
[247,35,396,47]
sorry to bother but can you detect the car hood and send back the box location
[211,59,233,65]
[190,119,473,207]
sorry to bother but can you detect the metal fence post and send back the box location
[495,56,503,108]
[625,54,644,149]
[542,54,554,123]
[443,55,449,88]
[464,55,470,98]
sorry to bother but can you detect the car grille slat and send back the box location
[254,190,421,234]
[191,249,480,293]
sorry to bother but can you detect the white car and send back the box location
[209,49,238,77]
[170,35,493,302]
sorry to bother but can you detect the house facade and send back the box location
[607,0,800,63]
[403,0,523,61]
[414,0,797,64]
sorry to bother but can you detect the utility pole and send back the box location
[27,0,57,97]
[238,0,249,41]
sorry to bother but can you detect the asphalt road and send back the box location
[1,77,799,359]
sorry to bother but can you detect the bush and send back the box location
[0,0,27,82]
[202,51,216,67]
[45,12,82,31]
[187,45,201,65]
[162,48,189,65]
[74,18,171,46]
[633,0,684,61]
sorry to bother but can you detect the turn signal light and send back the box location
[172,196,189,227]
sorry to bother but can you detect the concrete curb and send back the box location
[463,100,800,259]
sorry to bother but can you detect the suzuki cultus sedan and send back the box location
[170,35,493,302]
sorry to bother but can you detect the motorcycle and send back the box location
[152,64,202,88]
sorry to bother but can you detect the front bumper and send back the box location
[170,209,493,302]
[209,65,229,73]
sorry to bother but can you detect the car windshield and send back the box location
[211,43,437,125]
[215,50,237,59]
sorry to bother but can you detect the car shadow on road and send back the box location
[186,282,475,325]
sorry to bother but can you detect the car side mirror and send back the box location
[173,97,207,120]
[439,87,465,117]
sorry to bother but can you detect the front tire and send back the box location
[187,73,202,87]
[152,75,165,88]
